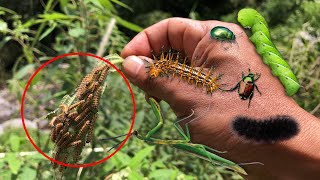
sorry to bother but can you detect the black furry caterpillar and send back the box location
[146,50,222,94]
[232,115,299,143]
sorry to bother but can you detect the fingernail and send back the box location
[123,55,144,79]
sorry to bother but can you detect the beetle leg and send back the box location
[255,84,262,95]
[254,73,261,81]
[217,73,223,80]
[221,82,239,91]
[248,90,254,108]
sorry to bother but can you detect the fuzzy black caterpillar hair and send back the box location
[232,115,299,143]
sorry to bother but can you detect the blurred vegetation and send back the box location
[0,0,319,179]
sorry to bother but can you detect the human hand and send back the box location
[121,18,320,179]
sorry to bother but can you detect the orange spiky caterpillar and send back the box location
[76,63,110,99]
[92,86,103,110]
[59,153,68,173]
[68,140,82,147]
[76,120,91,140]
[52,147,61,169]
[73,143,83,163]
[98,66,110,83]
[49,62,110,174]
[86,115,97,143]
[146,49,222,94]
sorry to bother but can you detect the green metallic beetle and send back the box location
[210,26,236,42]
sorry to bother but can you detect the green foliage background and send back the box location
[0,0,319,179]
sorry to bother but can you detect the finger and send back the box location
[121,18,206,60]
[193,21,251,67]
[144,93,161,104]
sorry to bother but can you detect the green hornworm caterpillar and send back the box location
[237,8,301,96]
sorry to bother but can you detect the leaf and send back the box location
[38,56,52,61]
[98,0,116,12]
[0,36,12,49]
[59,0,69,9]
[17,167,37,180]
[0,20,8,31]
[128,146,154,169]
[115,16,143,32]
[0,171,12,180]
[39,23,57,40]
[150,160,166,169]
[53,90,67,98]
[22,46,34,64]
[89,0,103,8]
[46,111,56,119]
[0,159,5,170]
[68,27,86,37]
[30,72,41,87]
[110,0,133,12]
[128,171,144,180]
[133,111,144,129]
[13,64,35,80]
[0,7,18,15]
[9,134,20,152]
[29,153,47,160]
[5,153,21,175]
[112,150,132,168]
[148,169,178,179]
[104,54,124,65]
[103,161,115,172]
[39,12,78,20]
[19,19,44,29]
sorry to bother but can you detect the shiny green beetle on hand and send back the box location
[210,26,236,41]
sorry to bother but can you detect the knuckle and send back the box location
[230,23,243,32]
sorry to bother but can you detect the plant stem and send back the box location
[31,0,55,47]
[97,18,116,57]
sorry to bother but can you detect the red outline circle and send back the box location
[20,52,136,168]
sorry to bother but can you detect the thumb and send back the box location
[122,55,159,92]
[122,55,148,86]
